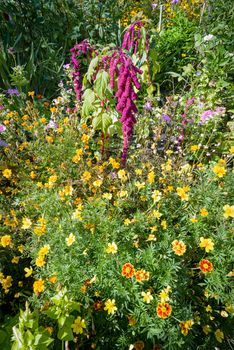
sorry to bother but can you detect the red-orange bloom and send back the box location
[156,303,172,319]
[122,263,135,278]
[199,259,213,273]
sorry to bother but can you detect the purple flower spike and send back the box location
[6,88,20,96]
[143,102,152,111]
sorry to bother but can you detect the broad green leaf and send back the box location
[87,56,99,83]
[94,71,109,98]
[82,89,96,117]
[92,113,112,134]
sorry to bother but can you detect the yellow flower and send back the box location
[18,244,24,253]
[202,325,211,335]
[118,169,127,181]
[1,235,12,247]
[161,220,167,230]
[11,256,20,264]
[22,217,32,229]
[102,193,112,200]
[220,311,228,317]
[38,245,50,256]
[24,267,33,278]
[134,181,145,190]
[105,242,118,254]
[81,134,89,143]
[199,237,214,252]
[66,233,76,246]
[124,218,131,225]
[72,316,86,334]
[159,286,171,302]
[190,217,198,223]
[200,208,208,217]
[223,205,234,218]
[206,305,212,312]
[72,208,83,221]
[180,320,194,336]
[93,179,103,187]
[109,157,120,169]
[141,291,153,304]
[190,145,200,152]
[146,234,156,241]
[212,164,226,178]
[147,171,155,184]
[81,171,91,182]
[1,276,13,293]
[176,187,190,201]
[215,329,224,343]
[35,256,46,267]
[50,107,57,113]
[229,145,234,154]
[135,168,142,175]
[2,169,12,179]
[151,210,162,219]
[152,190,162,203]
[33,279,45,294]
[172,240,186,256]
[28,91,35,97]
[117,190,128,198]
[104,299,117,315]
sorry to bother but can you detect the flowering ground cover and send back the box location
[0,1,233,349]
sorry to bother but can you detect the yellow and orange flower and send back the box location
[172,240,186,256]
[122,263,135,278]
[199,259,213,273]
[156,303,172,319]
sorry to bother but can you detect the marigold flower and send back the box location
[38,245,50,256]
[134,340,145,350]
[199,237,214,252]
[104,299,117,315]
[122,263,135,278]
[212,164,226,178]
[176,187,190,201]
[1,235,12,247]
[215,329,224,343]
[66,233,76,246]
[141,291,153,303]
[118,169,127,181]
[147,171,155,184]
[223,205,234,219]
[2,169,12,179]
[105,242,118,254]
[11,256,20,264]
[35,256,46,267]
[200,208,208,217]
[22,217,32,229]
[179,320,194,336]
[81,171,91,182]
[172,240,186,256]
[33,279,45,294]
[72,316,86,334]
[24,267,33,278]
[199,259,213,273]
[156,303,172,318]
[152,190,162,203]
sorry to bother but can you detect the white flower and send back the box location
[203,34,214,42]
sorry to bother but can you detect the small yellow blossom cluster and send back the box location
[212,160,227,178]
[35,245,50,267]
[176,186,190,201]
[180,319,194,336]
[33,217,47,236]
[0,273,13,293]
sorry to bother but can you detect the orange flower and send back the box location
[156,303,172,319]
[122,263,135,278]
[172,240,186,256]
[199,259,213,273]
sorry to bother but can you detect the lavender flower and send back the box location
[143,102,152,111]
[161,114,171,123]
[6,88,20,96]
[200,110,214,123]
[45,120,58,130]
[0,124,6,133]
[0,139,8,147]
[152,3,158,10]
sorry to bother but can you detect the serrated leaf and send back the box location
[82,89,96,117]
[87,56,99,83]
[92,113,112,134]
[94,71,109,98]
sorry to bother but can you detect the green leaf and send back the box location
[92,113,112,134]
[94,71,109,99]
[87,56,99,83]
[82,89,96,117]
[57,316,74,341]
